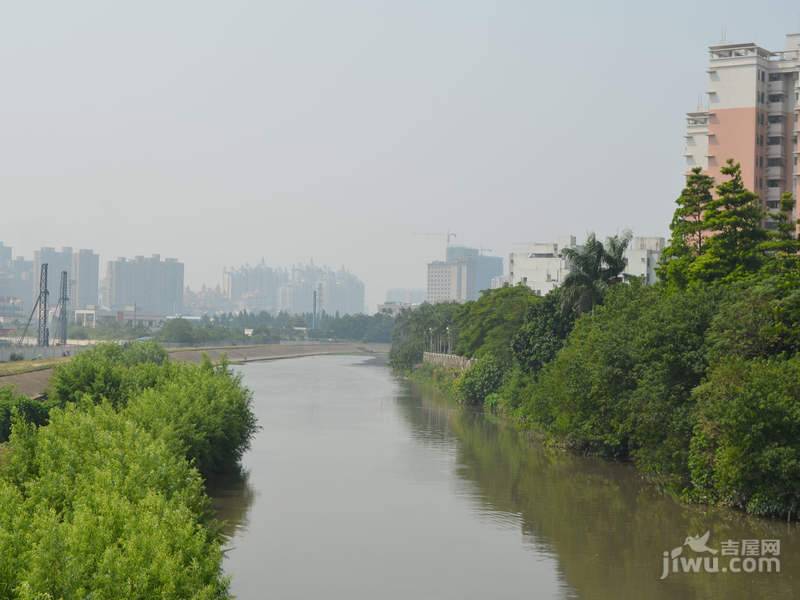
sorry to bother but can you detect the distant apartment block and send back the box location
[623,237,665,285]
[278,264,365,316]
[508,236,577,296]
[684,33,800,227]
[426,246,503,303]
[32,246,99,310]
[105,254,184,316]
[223,261,285,313]
[224,261,365,316]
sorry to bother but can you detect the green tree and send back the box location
[561,232,631,315]
[510,288,575,374]
[659,167,714,287]
[760,192,800,274]
[689,357,800,518]
[689,160,766,282]
[454,285,540,364]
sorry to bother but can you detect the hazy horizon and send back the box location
[2,1,798,311]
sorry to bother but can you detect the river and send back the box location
[211,355,799,599]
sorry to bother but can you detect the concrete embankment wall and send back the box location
[422,352,474,370]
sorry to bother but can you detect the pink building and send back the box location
[684,33,800,229]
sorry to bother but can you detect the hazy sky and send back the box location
[1,1,798,310]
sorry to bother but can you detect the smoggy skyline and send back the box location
[1,1,798,310]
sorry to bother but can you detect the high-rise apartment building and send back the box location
[0,243,33,315]
[684,33,800,227]
[31,246,99,310]
[223,261,286,312]
[105,254,184,316]
[72,249,100,309]
[426,246,503,303]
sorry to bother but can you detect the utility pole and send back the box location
[37,264,49,347]
[312,290,317,330]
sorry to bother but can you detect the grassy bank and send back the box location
[0,356,69,377]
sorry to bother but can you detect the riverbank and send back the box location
[0,341,389,398]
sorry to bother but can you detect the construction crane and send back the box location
[17,263,49,346]
[414,231,457,258]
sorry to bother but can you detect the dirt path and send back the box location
[0,342,390,398]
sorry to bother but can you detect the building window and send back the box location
[769,73,782,81]
[768,158,783,167]
[768,180,781,188]
[769,94,784,103]
[768,115,784,124]
[768,137,783,145]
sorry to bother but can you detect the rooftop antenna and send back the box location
[721,26,727,43]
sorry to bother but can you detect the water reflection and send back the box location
[401,382,800,600]
[208,467,256,540]
[214,356,799,599]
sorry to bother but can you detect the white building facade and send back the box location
[508,236,577,296]
[623,237,665,285]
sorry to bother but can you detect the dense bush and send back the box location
[0,404,228,598]
[0,388,51,443]
[456,355,506,406]
[0,341,256,597]
[689,357,800,519]
[124,358,258,475]
[47,342,167,408]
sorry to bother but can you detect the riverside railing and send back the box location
[422,352,474,371]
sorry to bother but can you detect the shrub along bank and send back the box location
[0,341,258,598]
[392,162,800,520]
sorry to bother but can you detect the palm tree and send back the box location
[561,231,632,315]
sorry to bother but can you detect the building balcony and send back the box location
[768,123,785,136]
[769,79,786,93]
[768,145,784,159]
[769,101,785,114]
[767,165,784,179]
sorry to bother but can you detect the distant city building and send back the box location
[508,236,577,296]
[0,242,34,313]
[684,33,800,227]
[223,261,285,313]
[385,288,425,305]
[184,284,232,316]
[104,254,184,316]
[623,237,665,285]
[426,246,503,303]
[32,246,99,310]
[490,275,510,289]
[72,249,100,309]
[223,261,365,316]
[0,243,11,271]
[278,264,365,316]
